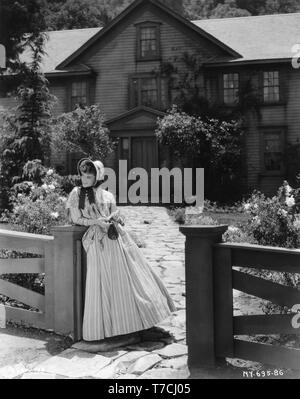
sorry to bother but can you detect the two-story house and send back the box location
[1,0,300,197]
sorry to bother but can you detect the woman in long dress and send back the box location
[66,158,177,341]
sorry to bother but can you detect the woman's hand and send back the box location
[108,210,125,225]
[95,217,110,228]
[108,210,119,221]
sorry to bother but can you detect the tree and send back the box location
[161,0,185,14]
[50,105,117,160]
[155,106,245,202]
[263,0,300,14]
[0,0,53,211]
[236,0,300,15]
[0,0,48,72]
[0,65,55,194]
[183,0,219,19]
[210,0,251,18]
[235,0,266,15]
[45,0,111,30]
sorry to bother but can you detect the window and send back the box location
[263,71,280,103]
[130,75,168,109]
[262,130,285,173]
[140,77,158,107]
[71,81,88,110]
[136,23,160,60]
[223,73,239,104]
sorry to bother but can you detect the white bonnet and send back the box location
[77,158,105,184]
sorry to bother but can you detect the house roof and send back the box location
[193,12,300,64]
[18,8,300,74]
[56,0,240,70]
[20,27,101,74]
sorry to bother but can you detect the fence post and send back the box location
[179,225,228,368]
[50,225,87,341]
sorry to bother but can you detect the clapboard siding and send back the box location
[287,67,300,144]
[203,63,300,195]
[70,3,228,120]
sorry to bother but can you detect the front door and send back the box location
[131,137,158,173]
[118,136,158,202]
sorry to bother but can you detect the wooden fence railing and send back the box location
[179,225,300,371]
[0,226,87,341]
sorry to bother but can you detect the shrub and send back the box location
[223,226,257,244]
[173,208,186,224]
[242,182,300,249]
[2,161,69,235]
[155,106,245,202]
[50,104,117,160]
[59,174,81,194]
[0,162,70,306]
[241,181,300,316]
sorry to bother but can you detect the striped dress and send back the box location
[66,186,177,341]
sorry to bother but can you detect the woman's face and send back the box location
[81,172,96,187]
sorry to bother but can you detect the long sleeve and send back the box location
[68,206,99,226]
[66,187,99,226]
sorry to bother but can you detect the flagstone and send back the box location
[153,343,188,358]
[128,354,162,374]
[0,363,28,379]
[94,350,150,378]
[20,371,57,379]
[33,349,112,378]
[116,373,137,379]
[160,355,188,370]
[162,255,184,261]
[160,261,184,268]
[137,366,190,379]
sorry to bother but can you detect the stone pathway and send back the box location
[1,206,189,379]
[1,206,292,379]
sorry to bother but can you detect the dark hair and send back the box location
[79,160,96,176]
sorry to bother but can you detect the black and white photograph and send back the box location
[0,0,300,383]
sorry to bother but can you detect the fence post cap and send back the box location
[179,224,228,237]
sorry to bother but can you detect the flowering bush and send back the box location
[242,181,300,249]
[155,106,243,171]
[0,161,70,301]
[223,225,257,244]
[241,181,300,318]
[1,161,69,235]
[50,104,117,160]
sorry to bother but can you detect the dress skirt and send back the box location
[82,226,177,341]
